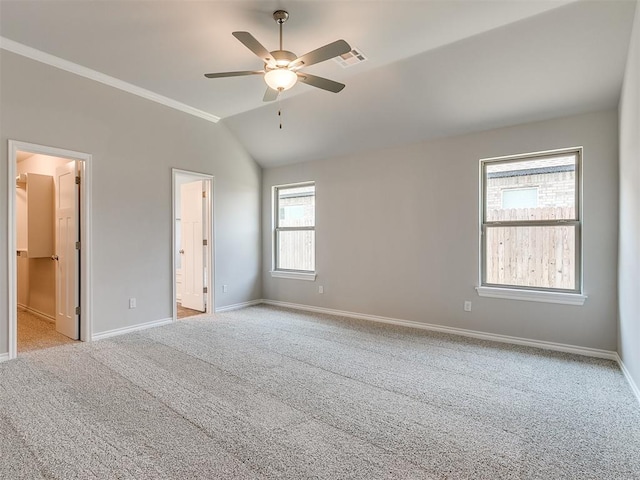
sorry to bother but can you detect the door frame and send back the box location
[7,140,93,359]
[171,169,214,319]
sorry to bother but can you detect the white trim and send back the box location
[79,156,93,343]
[261,300,616,360]
[7,145,17,359]
[7,140,93,359]
[215,299,263,313]
[616,354,640,406]
[270,270,317,281]
[175,268,183,302]
[0,353,10,363]
[476,286,587,305]
[0,37,220,124]
[91,317,172,341]
[17,305,55,323]
[479,146,584,163]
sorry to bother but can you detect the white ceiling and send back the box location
[0,0,636,167]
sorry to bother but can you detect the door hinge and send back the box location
[75,241,81,250]
[202,191,206,198]
[75,176,81,185]
[203,239,208,246]
[203,287,208,294]
[75,306,80,315]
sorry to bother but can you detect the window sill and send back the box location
[476,286,587,306]
[270,270,317,281]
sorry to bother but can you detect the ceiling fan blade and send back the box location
[204,70,264,78]
[289,39,351,69]
[232,31,275,66]
[263,87,279,102]
[297,72,345,93]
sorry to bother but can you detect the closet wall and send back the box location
[16,154,69,320]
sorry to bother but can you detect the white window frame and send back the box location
[271,181,316,281]
[477,147,587,305]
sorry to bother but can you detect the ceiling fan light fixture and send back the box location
[264,68,297,91]
[204,10,351,101]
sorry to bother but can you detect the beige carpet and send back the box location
[2,305,639,479]
[17,308,76,353]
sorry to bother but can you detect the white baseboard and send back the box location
[215,299,263,313]
[616,354,640,405]
[18,304,55,323]
[92,317,173,341]
[261,300,618,361]
[0,352,10,363]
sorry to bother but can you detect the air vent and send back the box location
[334,48,367,68]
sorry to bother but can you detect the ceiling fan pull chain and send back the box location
[278,95,283,129]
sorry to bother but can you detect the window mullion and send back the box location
[484,220,579,228]
[276,226,315,232]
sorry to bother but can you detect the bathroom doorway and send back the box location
[172,169,214,320]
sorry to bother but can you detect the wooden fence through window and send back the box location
[485,207,576,289]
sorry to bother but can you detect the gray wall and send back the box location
[263,110,619,351]
[618,3,640,388]
[0,50,262,351]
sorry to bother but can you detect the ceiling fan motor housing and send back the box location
[268,50,297,69]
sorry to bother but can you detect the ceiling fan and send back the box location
[204,10,351,102]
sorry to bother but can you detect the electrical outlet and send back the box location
[464,301,472,312]
[223,285,228,293]
[129,298,137,309]
[319,285,324,294]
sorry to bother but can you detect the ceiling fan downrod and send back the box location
[273,10,289,51]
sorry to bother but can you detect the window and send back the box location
[273,182,315,278]
[480,149,582,298]
[501,187,538,209]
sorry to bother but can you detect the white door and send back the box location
[180,180,205,312]
[55,161,79,339]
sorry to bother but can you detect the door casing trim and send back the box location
[7,140,92,358]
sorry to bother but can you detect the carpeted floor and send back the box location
[17,308,77,353]
[1,305,639,479]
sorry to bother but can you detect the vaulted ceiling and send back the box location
[1,1,636,167]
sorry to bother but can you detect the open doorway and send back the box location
[172,169,214,320]
[8,141,92,359]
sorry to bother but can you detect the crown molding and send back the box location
[0,37,220,123]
